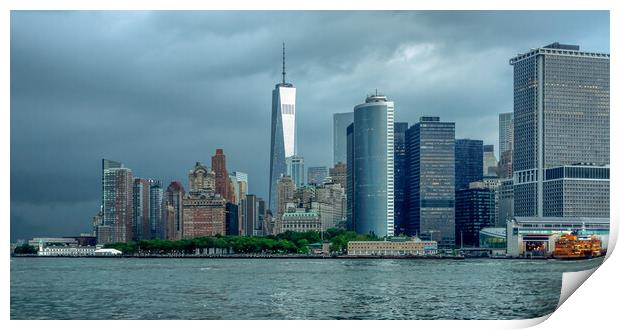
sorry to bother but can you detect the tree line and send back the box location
[103,228,380,255]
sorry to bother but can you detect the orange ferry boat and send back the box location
[553,234,602,259]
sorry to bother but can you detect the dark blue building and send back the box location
[394,122,409,235]
[455,187,495,247]
[455,139,483,191]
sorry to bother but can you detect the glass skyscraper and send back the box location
[394,122,409,235]
[510,42,609,217]
[347,94,394,237]
[268,44,296,212]
[307,166,328,185]
[286,155,305,188]
[455,139,483,191]
[455,187,495,247]
[406,117,455,247]
[499,112,514,156]
[333,112,354,165]
[148,179,164,239]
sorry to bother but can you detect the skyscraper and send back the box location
[102,160,133,243]
[455,139,483,191]
[498,112,514,156]
[212,149,235,203]
[483,145,498,177]
[406,117,455,247]
[333,112,354,165]
[329,162,347,190]
[510,42,609,217]
[149,180,164,239]
[269,43,296,212]
[286,155,305,188]
[455,187,495,247]
[132,178,150,241]
[394,122,409,235]
[347,94,394,237]
[307,166,328,186]
[164,181,184,240]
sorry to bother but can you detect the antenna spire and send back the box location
[282,42,286,84]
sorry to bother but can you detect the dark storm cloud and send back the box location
[10,11,609,241]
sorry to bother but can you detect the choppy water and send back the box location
[10,257,603,320]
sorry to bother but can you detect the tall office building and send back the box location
[346,124,355,230]
[406,117,455,247]
[244,194,258,236]
[269,43,296,212]
[394,122,409,235]
[132,178,151,241]
[276,175,296,221]
[286,155,305,188]
[212,149,236,203]
[102,161,134,243]
[455,139,484,191]
[483,145,498,177]
[149,180,164,239]
[333,112,354,165]
[164,181,185,240]
[347,94,394,237]
[455,187,495,247]
[510,42,609,217]
[499,112,514,156]
[307,166,328,185]
[230,171,248,205]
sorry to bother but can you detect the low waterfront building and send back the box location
[38,246,97,256]
[479,227,507,249]
[347,237,438,256]
[506,217,610,257]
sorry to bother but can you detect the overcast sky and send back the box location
[10,11,609,241]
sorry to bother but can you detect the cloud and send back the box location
[10,10,610,241]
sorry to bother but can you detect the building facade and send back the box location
[455,139,484,191]
[510,42,609,217]
[542,164,609,217]
[329,162,346,190]
[268,44,296,212]
[132,178,151,241]
[307,166,328,185]
[499,112,514,157]
[286,155,305,188]
[164,181,185,240]
[347,238,438,256]
[212,149,236,203]
[455,187,495,247]
[102,160,133,243]
[394,121,409,236]
[148,180,164,239]
[406,117,455,247]
[348,94,394,237]
[483,145,498,177]
[333,112,354,165]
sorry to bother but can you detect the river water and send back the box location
[10,257,603,320]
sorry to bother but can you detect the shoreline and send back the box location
[10,254,605,261]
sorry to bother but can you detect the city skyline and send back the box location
[10,11,610,240]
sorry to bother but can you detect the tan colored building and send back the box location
[347,238,438,256]
[276,176,296,220]
[329,162,347,190]
[188,162,215,193]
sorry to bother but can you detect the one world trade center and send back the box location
[268,43,296,212]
